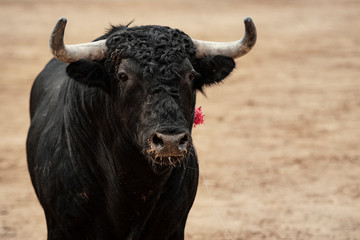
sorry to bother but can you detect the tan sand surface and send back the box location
[1,0,359,239]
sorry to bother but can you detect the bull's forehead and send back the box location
[107,25,196,85]
[107,25,195,66]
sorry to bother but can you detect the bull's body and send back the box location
[27,18,256,240]
[28,57,198,239]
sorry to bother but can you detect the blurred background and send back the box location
[0,0,359,239]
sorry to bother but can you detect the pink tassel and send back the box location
[194,106,204,127]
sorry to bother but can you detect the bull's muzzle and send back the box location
[147,132,190,166]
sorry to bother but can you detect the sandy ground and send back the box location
[1,0,360,239]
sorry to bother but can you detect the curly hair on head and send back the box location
[104,25,196,85]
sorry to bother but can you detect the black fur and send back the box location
[192,55,236,91]
[26,23,235,240]
[66,60,110,92]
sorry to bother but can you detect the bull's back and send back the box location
[29,58,68,119]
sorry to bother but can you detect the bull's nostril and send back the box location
[179,135,188,146]
[152,134,164,148]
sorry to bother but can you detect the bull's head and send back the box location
[49,18,256,174]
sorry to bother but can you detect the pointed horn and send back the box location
[192,17,257,59]
[49,18,107,63]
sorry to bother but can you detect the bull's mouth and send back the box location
[147,153,186,166]
[145,147,188,174]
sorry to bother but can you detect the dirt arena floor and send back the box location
[1,0,359,239]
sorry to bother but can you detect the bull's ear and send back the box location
[66,60,110,92]
[192,55,235,91]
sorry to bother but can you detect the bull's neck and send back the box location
[62,79,173,181]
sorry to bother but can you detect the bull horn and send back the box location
[49,18,107,63]
[192,17,257,59]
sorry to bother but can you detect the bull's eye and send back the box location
[117,72,129,82]
[189,73,195,81]
[188,70,199,81]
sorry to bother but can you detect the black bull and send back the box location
[26,18,256,240]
